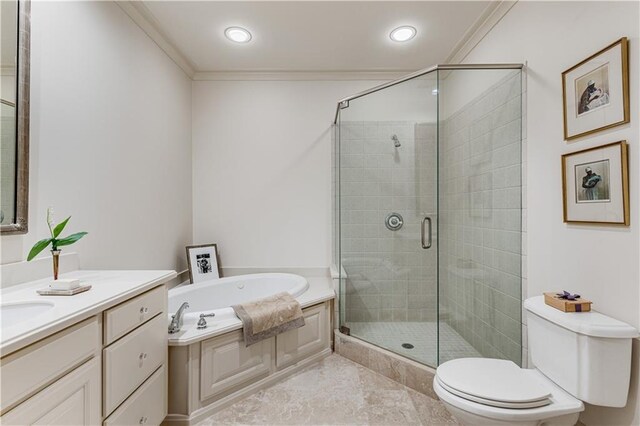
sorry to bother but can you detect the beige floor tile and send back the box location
[199,354,458,426]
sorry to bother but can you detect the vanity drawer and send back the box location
[104,285,166,345]
[103,313,166,416]
[104,365,166,426]
[0,316,101,414]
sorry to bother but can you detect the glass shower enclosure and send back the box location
[333,64,524,368]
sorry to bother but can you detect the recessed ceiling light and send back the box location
[390,26,417,42]
[224,27,252,43]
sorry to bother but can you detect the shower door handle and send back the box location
[421,216,432,249]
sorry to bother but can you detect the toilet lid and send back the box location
[436,358,552,408]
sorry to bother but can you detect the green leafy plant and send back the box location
[27,207,88,261]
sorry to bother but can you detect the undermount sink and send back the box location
[0,301,55,329]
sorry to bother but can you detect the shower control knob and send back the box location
[385,213,404,231]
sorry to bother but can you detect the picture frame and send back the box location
[562,37,629,141]
[186,243,222,283]
[562,141,629,225]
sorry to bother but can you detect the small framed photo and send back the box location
[186,244,222,283]
[562,141,629,225]
[562,37,629,141]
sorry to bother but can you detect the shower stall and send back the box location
[332,64,524,369]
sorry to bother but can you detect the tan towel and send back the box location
[232,292,305,346]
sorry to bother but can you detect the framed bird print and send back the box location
[562,141,629,225]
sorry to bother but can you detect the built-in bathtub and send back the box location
[168,273,310,325]
[164,272,335,425]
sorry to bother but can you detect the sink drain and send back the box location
[401,343,414,349]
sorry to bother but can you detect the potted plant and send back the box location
[27,208,88,280]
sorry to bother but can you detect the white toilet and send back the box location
[434,296,639,426]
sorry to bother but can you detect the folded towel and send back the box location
[232,292,305,347]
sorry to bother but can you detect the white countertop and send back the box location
[0,269,177,355]
[167,275,336,346]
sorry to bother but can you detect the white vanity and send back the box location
[0,260,176,425]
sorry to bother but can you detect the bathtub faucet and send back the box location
[168,302,189,334]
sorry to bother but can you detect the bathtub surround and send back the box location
[0,1,192,272]
[455,1,639,424]
[165,272,334,424]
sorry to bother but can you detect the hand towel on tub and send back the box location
[232,292,305,346]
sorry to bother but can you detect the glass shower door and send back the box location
[337,73,439,367]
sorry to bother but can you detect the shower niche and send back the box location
[332,65,524,368]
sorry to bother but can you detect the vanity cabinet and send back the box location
[103,286,167,417]
[0,283,169,426]
[0,316,101,414]
[0,356,102,425]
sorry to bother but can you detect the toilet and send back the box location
[434,296,639,426]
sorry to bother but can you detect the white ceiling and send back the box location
[141,1,493,73]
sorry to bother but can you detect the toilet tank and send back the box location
[524,296,638,407]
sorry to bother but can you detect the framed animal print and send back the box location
[562,141,629,225]
[186,243,222,283]
[562,37,629,141]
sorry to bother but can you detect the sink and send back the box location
[0,301,55,329]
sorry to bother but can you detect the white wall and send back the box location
[0,1,193,272]
[462,2,639,424]
[192,80,372,268]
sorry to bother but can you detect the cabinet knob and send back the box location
[139,352,148,361]
[139,306,148,314]
[139,416,148,424]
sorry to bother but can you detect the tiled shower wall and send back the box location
[339,121,437,324]
[438,71,524,364]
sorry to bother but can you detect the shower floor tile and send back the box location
[346,321,481,366]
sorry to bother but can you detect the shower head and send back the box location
[392,134,401,148]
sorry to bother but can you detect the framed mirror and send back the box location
[1,0,30,234]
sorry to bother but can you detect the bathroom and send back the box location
[0,1,639,425]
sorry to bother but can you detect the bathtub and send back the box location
[168,273,309,323]
[165,272,334,425]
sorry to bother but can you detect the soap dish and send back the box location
[37,284,92,296]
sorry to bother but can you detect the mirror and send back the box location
[1,0,29,234]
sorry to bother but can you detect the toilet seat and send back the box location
[436,358,551,409]
[434,359,584,423]
[436,377,550,409]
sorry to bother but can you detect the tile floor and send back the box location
[198,354,459,425]
[347,321,481,366]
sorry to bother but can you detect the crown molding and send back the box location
[116,0,195,78]
[116,0,516,81]
[192,70,411,81]
[445,0,518,64]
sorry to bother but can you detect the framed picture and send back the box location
[186,243,222,283]
[562,141,629,225]
[562,37,629,141]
